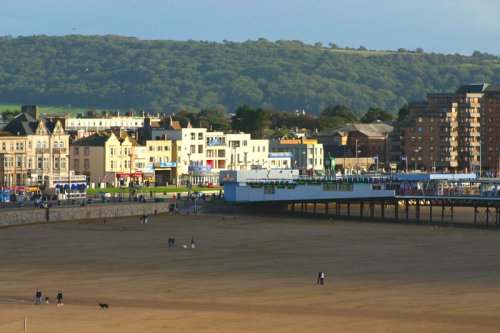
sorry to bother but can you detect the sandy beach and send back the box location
[1,212,499,332]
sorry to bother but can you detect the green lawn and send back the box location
[0,102,110,117]
[86,186,220,195]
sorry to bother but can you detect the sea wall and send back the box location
[0,201,172,227]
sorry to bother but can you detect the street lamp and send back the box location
[129,153,133,201]
[373,154,379,173]
[355,140,362,173]
[66,154,71,205]
[187,153,192,199]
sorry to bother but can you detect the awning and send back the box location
[116,172,130,178]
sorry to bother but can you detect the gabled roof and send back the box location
[3,111,39,135]
[484,84,500,93]
[115,130,140,146]
[72,131,113,147]
[323,123,393,138]
[456,83,489,94]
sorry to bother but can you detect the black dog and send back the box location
[99,303,109,309]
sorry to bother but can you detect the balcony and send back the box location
[35,148,50,154]
[439,140,458,147]
[439,131,458,137]
[52,148,68,154]
[436,160,459,168]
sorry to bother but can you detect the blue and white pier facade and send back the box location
[218,171,500,228]
[219,170,395,203]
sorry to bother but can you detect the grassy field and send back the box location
[0,102,111,117]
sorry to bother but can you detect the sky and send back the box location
[1,0,500,55]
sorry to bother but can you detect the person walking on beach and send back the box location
[144,214,148,224]
[35,289,42,305]
[191,237,196,249]
[56,290,63,306]
[317,272,325,285]
[139,216,143,224]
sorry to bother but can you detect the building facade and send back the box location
[1,105,70,190]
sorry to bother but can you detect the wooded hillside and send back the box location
[1,35,500,115]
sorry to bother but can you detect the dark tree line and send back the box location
[176,104,395,139]
[1,35,500,117]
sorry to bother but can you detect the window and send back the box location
[1,143,5,151]
[84,147,90,156]
[59,141,64,148]
[190,133,195,140]
[74,159,80,170]
[149,146,154,151]
[37,157,42,169]
[198,145,203,153]
[198,133,203,140]
[417,127,423,133]
[84,159,90,169]
[74,147,80,155]
[54,157,59,169]
[418,117,423,123]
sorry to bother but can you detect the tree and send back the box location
[397,104,410,121]
[231,105,268,138]
[1,109,21,122]
[318,105,358,130]
[360,108,394,123]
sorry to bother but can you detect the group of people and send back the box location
[35,289,64,306]
[139,214,148,224]
[167,237,195,248]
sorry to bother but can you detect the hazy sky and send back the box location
[1,0,500,55]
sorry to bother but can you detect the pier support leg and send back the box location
[370,201,375,220]
[381,201,385,221]
[360,202,364,219]
[486,204,490,226]
[416,200,420,223]
[474,205,477,227]
[430,202,433,223]
[347,202,351,217]
[405,200,409,222]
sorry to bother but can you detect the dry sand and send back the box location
[1,212,499,332]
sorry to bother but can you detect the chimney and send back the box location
[22,105,39,120]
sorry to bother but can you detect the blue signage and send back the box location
[159,162,177,167]
[189,165,212,173]
[268,152,294,158]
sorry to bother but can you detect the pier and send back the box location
[220,170,500,228]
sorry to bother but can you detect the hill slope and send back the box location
[1,35,500,115]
